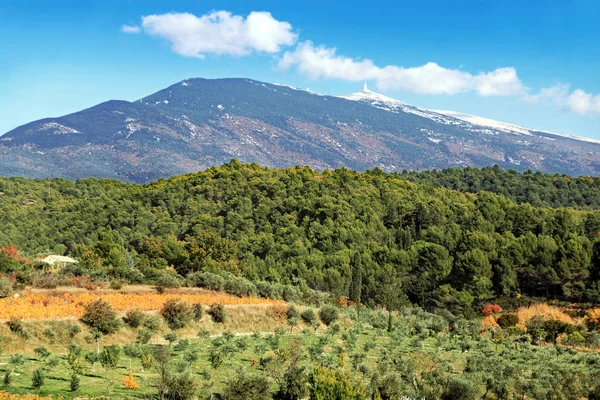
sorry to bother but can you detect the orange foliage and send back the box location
[516,303,577,326]
[123,373,140,390]
[585,308,600,330]
[336,297,357,308]
[0,291,284,320]
[481,315,499,330]
[481,304,502,317]
[0,246,32,265]
[0,246,19,258]
[271,304,289,319]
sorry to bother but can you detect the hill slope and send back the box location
[2,78,600,182]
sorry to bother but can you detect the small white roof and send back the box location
[41,255,78,265]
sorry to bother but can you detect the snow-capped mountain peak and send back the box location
[342,82,408,106]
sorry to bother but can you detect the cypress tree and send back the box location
[349,252,362,303]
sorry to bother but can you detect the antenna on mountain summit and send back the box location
[363,81,368,91]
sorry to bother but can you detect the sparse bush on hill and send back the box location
[6,317,24,335]
[31,368,44,389]
[143,315,162,332]
[192,303,204,321]
[161,299,193,330]
[80,299,121,334]
[301,309,317,325]
[319,305,339,326]
[208,303,226,323]
[123,308,145,328]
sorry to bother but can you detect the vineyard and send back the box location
[0,290,284,320]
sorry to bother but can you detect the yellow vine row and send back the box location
[0,292,284,320]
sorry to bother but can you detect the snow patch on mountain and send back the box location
[342,85,600,145]
[40,122,82,135]
[434,110,532,136]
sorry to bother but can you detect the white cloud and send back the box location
[567,89,600,115]
[522,83,570,104]
[121,25,141,34]
[140,10,297,58]
[278,42,524,96]
[126,9,599,116]
[523,84,600,115]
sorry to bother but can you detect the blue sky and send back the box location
[1,0,599,138]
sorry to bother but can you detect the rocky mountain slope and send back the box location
[2,78,600,183]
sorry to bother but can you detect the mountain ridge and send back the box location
[2,77,600,183]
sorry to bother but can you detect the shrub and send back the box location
[301,309,317,325]
[143,316,161,332]
[32,368,45,389]
[161,299,194,330]
[192,303,204,321]
[276,362,308,400]
[165,372,199,400]
[34,347,50,360]
[43,328,56,342]
[224,274,257,297]
[255,281,277,299]
[497,313,520,329]
[70,373,80,392]
[174,338,190,352]
[46,356,61,370]
[9,354,25,371]
[6,317,24,335]
[287,305,300,321]
[32,273,58,289]
[70,325,81,337]
[208,303,226,323]
[281,285,301,302]
[188,271,225,291]
[136,328,153,344]
[308,367,366,399]
[222,371,272,400]
[3,371,11,386]
[99,345,121,370]
[123,372,140,390]
[441,377,477,400]
[198,327,211,339]
[155,271,182,293]
[110,280,124,290]
[0,278,12,298]
[318,305,339,326]
[123,308,145,328]
[81,299,121,334]
[164,333,178,345]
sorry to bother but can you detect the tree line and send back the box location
[2,161,600,313]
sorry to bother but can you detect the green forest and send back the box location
[2,161,600,313]
[399,165,600,209]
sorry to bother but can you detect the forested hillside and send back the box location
[2,161,600,313]
[399,165,600,208]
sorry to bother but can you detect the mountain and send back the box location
[2,78,600,183]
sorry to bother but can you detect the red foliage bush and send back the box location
[481,304,502,317]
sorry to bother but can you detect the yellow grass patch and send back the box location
[516,303,578,326]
